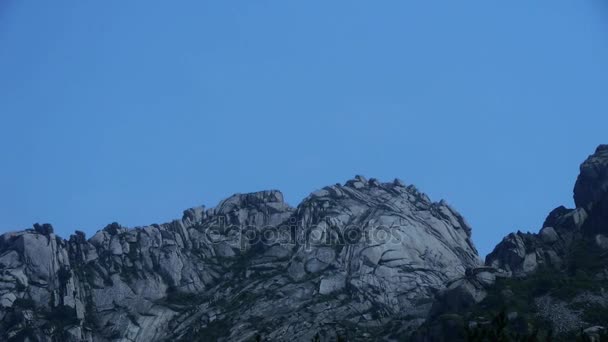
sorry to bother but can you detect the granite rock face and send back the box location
[0,178,480,341]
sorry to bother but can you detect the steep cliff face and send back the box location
[0,176,480,341]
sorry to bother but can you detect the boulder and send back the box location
[540,226,559,244]
[583,326,606,342]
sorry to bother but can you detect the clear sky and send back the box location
[1,0,607,257]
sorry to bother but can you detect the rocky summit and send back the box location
[3,146,608,341]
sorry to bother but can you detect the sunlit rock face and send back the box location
[0,175,480,341]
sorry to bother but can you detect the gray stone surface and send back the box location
[540,226,559,244]
[0,178,480,341]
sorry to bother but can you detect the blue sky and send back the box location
[1,0,607,257]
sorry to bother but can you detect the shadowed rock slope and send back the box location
[413,145,608,341]
[487,145,608,277]
[0,176,480,341]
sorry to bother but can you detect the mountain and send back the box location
[0,176,480,341]
[416,145,608,341]
[486,145,608,277]
[2,146,608,341]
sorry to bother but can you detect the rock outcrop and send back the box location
[0,177,480,341]
[407,145,608,341]
[486,145,608,276]
[469,145,608,339]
